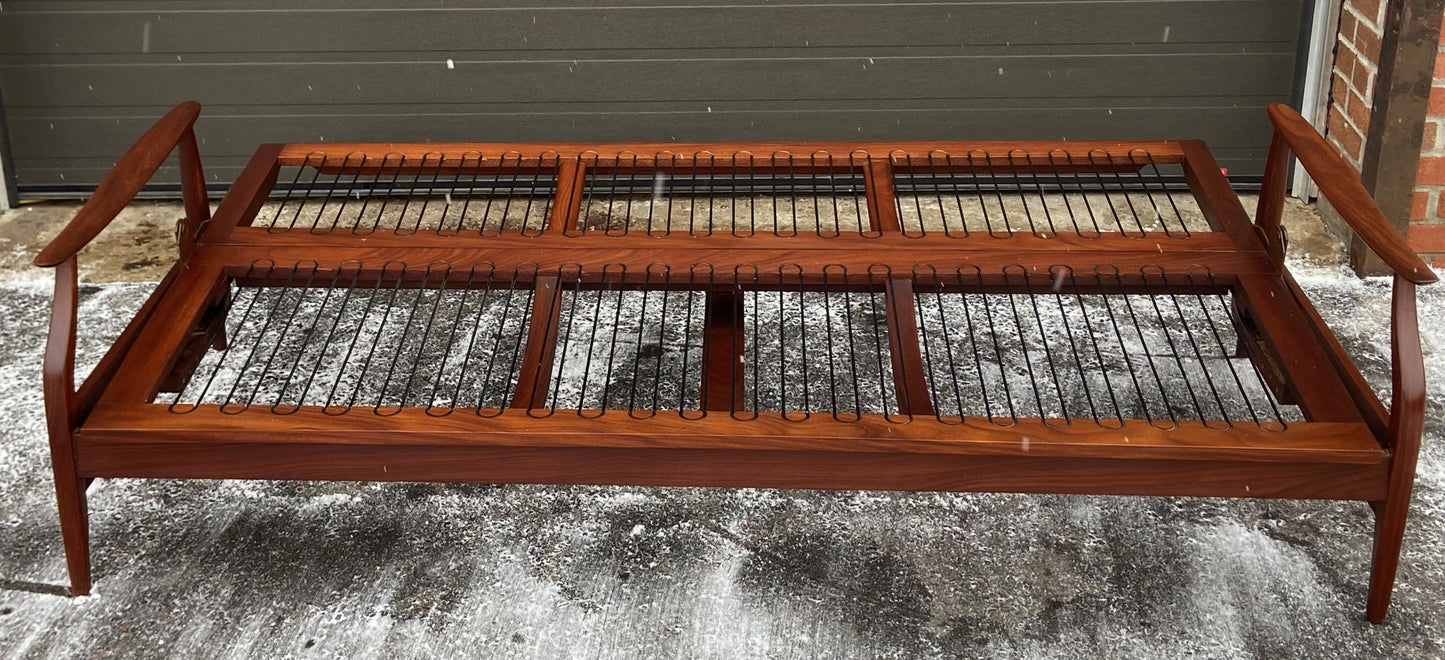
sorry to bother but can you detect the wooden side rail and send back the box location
[31,101,210,596]
[1256,102,1436,622]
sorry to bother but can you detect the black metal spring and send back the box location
[164,260,537,416]
[158,261,1296,429]
[912,265,1294,430]
[261,151,558,235]
[572,151,873,237]
[893,149,1200,238]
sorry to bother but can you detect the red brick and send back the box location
[1436,191,1445,219]
[1352,0,1383,26]
[1332,71,1352,107]
[1423,120,1439,150]
[1408,223,1445,253]
[1347,89,1373,129]
[1350,56,1375,95]
[1417,156,1445,186]
[1354,23,1382,59]
[1429,86,1445,116]
[1432,255,1445,270]
[1339,11,1358,43]
[1334,46,1358,82]
[1328,107,1364,161]
[1435,51,1445,80]
[1412,191,1430,221]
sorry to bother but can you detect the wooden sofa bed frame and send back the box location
[35,102,1435,622]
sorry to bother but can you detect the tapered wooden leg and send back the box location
[1366,493,1411,623]
[51,465,92,596]
[1366,278,1428,624]
[42,257,91,596]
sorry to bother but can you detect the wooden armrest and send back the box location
[34,101,204,268]
[1266,103,1437,284]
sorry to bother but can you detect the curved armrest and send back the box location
[36,102,209,442]
[1266,103,1437,284]
[34,101,204,268]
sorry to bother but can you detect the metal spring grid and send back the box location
[250,149,1208,239]
[913,266,1298,430]
[541,265,709,417]
[259,152,558,234]
[574,153,871,236]
[161,261,537,415]
[529,265,896,420]
[741,266,897,420]
[892,150,1208,237]
[158,262,902,420]
[158,262,1297,429]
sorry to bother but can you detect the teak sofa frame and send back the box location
[34,102,1435,622]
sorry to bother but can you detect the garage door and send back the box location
[0,1,1304,195]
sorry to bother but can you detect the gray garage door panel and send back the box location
[10,107,1276,187]
[0,3,1301,53]
[3,55,1294,107]
[0,0,1304,191]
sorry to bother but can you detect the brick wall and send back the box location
[1326,0,1386,169]
[1409,16,1445,266]
[1325,1,1445,267]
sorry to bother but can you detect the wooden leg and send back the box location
[1366,492,1412,623]
[1366,278,1427,624]
[51,463,92,596]
[42,257,91,596]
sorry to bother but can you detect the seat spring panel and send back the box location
[542,265,707,415]
[160,261,535,415]
[251,152,560,235]
[888,150,1201,238]
[911,266,1299,428]
[247,147,1213,241]
[568,152,870,236]
[157,261,1302,429]
[270,265,357,413]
